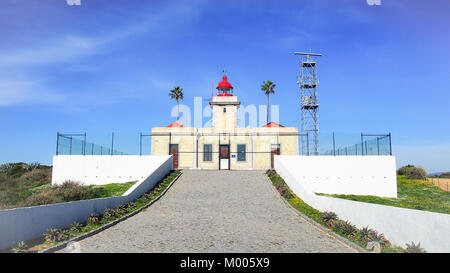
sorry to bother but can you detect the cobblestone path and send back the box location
[62,170,358,253]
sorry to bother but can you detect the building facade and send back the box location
[151,74,299,170]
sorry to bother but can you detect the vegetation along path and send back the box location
[60,170,358,253]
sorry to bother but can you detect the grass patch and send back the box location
[91,181,136,198]
[0,163,52,209]
[0,162,137,209]
[266,170,410,253]
[13,170,181,253]
[317,175,450,214]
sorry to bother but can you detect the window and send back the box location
[223,107,226,113]
[237,144,246,161]
[203,144,212,162]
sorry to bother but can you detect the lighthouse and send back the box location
[210,74,240,131]
[151,72,299,170]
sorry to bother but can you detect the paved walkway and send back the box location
[62,170,358,253]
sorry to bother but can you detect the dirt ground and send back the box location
[428,178,450,192]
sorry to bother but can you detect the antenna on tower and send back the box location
[294,51,322,155]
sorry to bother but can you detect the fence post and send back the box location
[377,137,380,155]
[111,132,114,156]
[56,132,60,155]
[389,132,392,156]
[332,132,336,156]
[140,132,142,156]
[306,133,310,156]
[83,132,87,156]
[360,133,364,156]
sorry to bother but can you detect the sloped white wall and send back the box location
[52,155,171,185]
[275,156,397,197]
[0,155,173,250]
[275,155,450,253]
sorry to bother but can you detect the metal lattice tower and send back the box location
[295,52,322,155]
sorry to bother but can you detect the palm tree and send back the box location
[169,86,184,121]
[261,80,276,124]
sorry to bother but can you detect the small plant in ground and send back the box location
[358,226,375,243]
[369,230,384,242]
[115,204,128,215]
[405,242,426,253]
[103,208,116,218]
[69,222,83,234]
[58,229,70,241]
[333,220,358,236]
[11,241,27,253]
[86,214,100,225]
[43,229,60,242]
[101,208,117,223]
[321,211,338,224]
[43,228,69,242]
[127,202,137,212]
[277,186,293,199]
[267,170,294,199]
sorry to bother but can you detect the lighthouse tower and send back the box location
[209,74,240,131]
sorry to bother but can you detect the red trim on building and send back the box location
[166,121,184,128]
[263,122,284,128]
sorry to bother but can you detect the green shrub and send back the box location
[333,220,357,236]
[23,191,64,207]
[406,167,427,180]
[86,214,100,225]
[115,204,128,215]
[439,172,450,178]
[69,222,83,234]
[398,165,427,180]
[0,163,14,174]
[358,226,375,243]
[11,241,27,253]
[405,242,426,253]
[22,181,100,207]
[25,162,41,171]
[266,170,294,199]
[103,208,116,218]
[397,165,415,175]
[321,211,338,223]
[43,228,69,242]
[6,163,28,178]
[57,181,100,202]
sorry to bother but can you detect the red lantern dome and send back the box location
[216,74,233,96]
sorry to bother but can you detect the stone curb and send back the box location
[265,175,368,253]
[39,172,182,253]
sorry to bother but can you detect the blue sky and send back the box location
[0,0,449,172]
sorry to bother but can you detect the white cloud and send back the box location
[0,1,202,108]
[0,81,63,106]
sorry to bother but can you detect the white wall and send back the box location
[52,155,171,185]
[0,155,173,250]
[276,156,397,197]
[275,155,450,253]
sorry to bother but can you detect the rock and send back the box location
[366,241,381,253]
